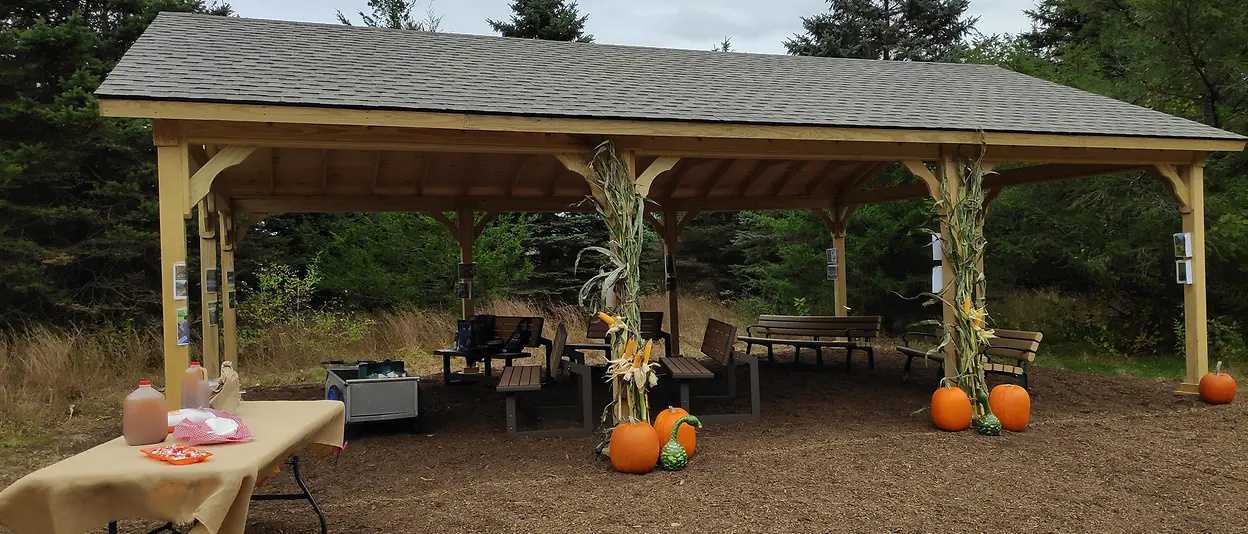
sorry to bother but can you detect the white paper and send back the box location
[931,234,942,261]
[931,266,943,293]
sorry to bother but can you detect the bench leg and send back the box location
[678,381,692,413]
[485,357,493,377]
[726,360,737,400]
[793,346,801,365]
[816,346,823,366]
[767,345,774,363]
[845,347,853,372]
[902,355,914,382]
[443,353,452,385]
[867,347,875,369]
[747,354,760,421]
[1020,362,1029,390]
[505,394,519,437]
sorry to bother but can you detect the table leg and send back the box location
[251,456,328,534]
[443,353,452,385]
[485,357,493,377]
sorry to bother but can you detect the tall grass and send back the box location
[0,296,747,447]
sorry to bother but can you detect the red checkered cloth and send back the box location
[173,409,253,445]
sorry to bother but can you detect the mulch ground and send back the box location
[11,349,1248,533]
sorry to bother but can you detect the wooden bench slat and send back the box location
[992,329,1044,343]
[663,357,713,379]
[497,364,543,392]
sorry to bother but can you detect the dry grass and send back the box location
[0,296,747,448]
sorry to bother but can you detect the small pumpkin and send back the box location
[931,379,972,432]
[989,384,1031,431]
[654,406,697,457]
[660,415,703,471]
[1199,361,1237,404]
[608,419,661,475]
[975,413,1002,436]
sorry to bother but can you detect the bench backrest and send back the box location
[754,315,883,339]
[586,311,665,340]
[490,316,546,348]
[549,324,568,373]
[985,329,1044,362]
[701,318,737,366]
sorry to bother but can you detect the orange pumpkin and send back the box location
[989,384,1031,431]
[609,420,661,474]
[1199,361,1237,405]
[654,406,697,457]
[931,380,972,432]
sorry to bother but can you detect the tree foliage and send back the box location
[487,0,593,42]
[785,0,977,60]
[337,0,443,31]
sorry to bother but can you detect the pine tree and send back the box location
[337,0,443,32]
[785,0,977,61]
[0,0,231,326]
[487,0,594,42]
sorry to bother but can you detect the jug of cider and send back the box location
[181,362,210,409]
[123,380,169,446]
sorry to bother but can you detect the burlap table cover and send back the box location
[0,400,344,534]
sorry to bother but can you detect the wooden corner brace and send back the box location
[187,145,257,215]
[1148,164,1192,213]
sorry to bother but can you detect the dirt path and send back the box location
[7,350,1246,533]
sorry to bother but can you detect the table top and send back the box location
[0,400,344,534]
[434,347,527,357]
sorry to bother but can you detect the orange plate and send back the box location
[140,446,213,465]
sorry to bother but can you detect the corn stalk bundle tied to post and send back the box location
[576,141,658,433]
[926,151,1001,435]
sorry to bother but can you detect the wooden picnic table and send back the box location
[0,400,344,534]
[433,347,529,385]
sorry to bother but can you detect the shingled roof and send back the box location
[97,12,1243,142]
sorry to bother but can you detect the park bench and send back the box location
[899,328,1044,389]
[659,318,760,423]
[496,324,593,437]
[738,315,883,371]
[565,311,672,361]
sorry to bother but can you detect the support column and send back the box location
[155,121,190,409]
[1178,162,1208,394]
[218,203,238,368]
[198,196,221,379]
[457,209,475,319]
[661,210,682,356]
[937,155,962,379]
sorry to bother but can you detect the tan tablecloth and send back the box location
[0,400,344,534]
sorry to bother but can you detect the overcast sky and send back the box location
[224,0,1037,54]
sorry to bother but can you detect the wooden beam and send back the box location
[644,211,664,235]
[188,144,209,169]
[701,160,746,197]
[507,154,534,195]
[813,209,836,233]
[216,199,238,370]
[473,212,499,238]
[236,213,266,244]
[636,156,680,196]
[102,99,1247,153]
[667,195,839,212]
[803,162,844,195]
[840,161,887,195]
[234,196,591,213]
[457,209,475,319]
[674,211,700,236]
[987,163,1148,189]
[268,148,278,195]
[737,160,787,196]
[188,145,256,215]
[1147,164,1192,213]
[154,121,190,409]
[902,160,941,199]
[197,196,220,379]
[429,211,458,235]
[769,160,815,196]
[1178,162,1208,394]
[368,151,382,195]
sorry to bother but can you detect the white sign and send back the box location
[931,234,942,261]
[827,264,838,281]
[1174,232,1193,258]
[826,248,838,265]
[1175,259,1193,285]
[931,266,944,293]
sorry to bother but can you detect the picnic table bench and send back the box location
[436,315,553,385]
[659,318,760,423]
[496,324,593,437]
[738,315,883,371]
[900,328,1045,389]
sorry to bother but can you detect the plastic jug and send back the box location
[181,362,210,409]
[123,380,169,446]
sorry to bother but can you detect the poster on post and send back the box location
[176,307,190,346]
[173,262,188,300]
[205,268,219,294]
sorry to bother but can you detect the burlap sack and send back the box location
[209,361,242,414]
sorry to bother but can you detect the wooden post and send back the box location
[197,196,221,379]
[937,154,961,379]
[155,121,190,409]
[661,210,682,356]
[457,209,475,320]
[1178,162,1208,394]
[218,202,238,369]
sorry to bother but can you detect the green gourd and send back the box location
[975,413,1002,436]
[659,415,702,471]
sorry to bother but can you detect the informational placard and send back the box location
[176,307,190,346]
[931,265,944,293]
[458,262,477,279]
[228,291,237,309]
[826,248,837,265]
[207,302,220,326]
[1175,259,1193,285]
[827,264,838,281]
[1173,232,1192,258]
[173,262,188,301]
[931,234,942,261]
[226,269,236,288]
[456,279,472,299]
[205,268,219,294]
[664,255,675,280]
[665,276,677,291]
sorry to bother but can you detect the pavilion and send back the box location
[96,13,1246,407]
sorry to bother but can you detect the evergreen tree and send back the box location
[487,0,594,42]
[337,0,443,31]
[785,0,977,61]
[0,0,231,326]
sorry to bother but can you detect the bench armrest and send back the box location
[745,324,769,337]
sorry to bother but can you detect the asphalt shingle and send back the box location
[96,12,1244,141]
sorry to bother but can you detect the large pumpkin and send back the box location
[1199,361,1237,404]
[654,406,697,457]
[931,381,972,432]
[609,420,661,474]
[988,384,1031,431]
